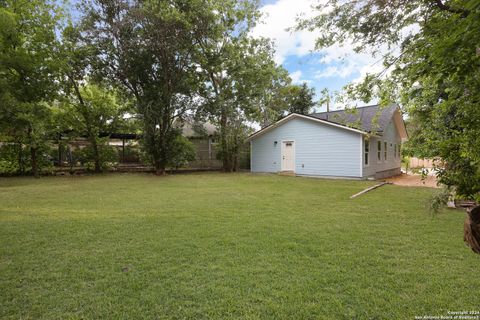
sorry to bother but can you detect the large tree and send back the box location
[298,0,480,252]
[194,0,283,171]
[0,0,63,177]
[79,0,201,175]
[283,83,316,115]
[256,65,292,128]
[258,81,317,128]
[60,24,131,172]
[60,84,129,172]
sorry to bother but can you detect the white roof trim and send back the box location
[246,113,367,142]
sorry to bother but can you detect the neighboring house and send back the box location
[180,119,250,169]
[179,119,222,169]
[247,104,408,179]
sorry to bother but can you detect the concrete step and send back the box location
[278,171,296,176]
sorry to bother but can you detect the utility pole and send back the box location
[326,98,330,120]
[320,88,332,121]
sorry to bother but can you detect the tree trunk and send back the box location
[220,109,233,172]
[155,124,168,176]
[58,134,63,167]
[220,112,227,171]
[154,160,166,175]
[17,143,25,174]
[91,139,101,173]
[30,146,39,178]
[464,205,480,254]
[68,146,75,175]
[222,152,234,172]
[233,153,238,172]
[223,159,233,172]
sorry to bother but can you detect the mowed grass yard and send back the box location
[0,173,479,319]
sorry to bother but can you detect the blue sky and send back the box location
[253,0,381,111]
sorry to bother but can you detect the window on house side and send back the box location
[364,139,370,166]
[384,141,387,161]
[377,141,381,161]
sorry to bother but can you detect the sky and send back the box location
[252,0,384,111]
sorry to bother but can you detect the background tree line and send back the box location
[0,0,317,177]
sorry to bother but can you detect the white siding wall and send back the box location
[251,118,363,177]
[362,120,402,178]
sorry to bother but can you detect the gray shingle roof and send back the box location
[309,104,398,134]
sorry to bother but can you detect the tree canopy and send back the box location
[0,0,64,177]
[283,83,316,116]
[0,0,293,175]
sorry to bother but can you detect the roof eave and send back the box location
[246,113,368,142]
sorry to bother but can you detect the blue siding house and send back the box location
[247,104,408,179]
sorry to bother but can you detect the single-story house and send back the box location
[247,104,408,179]
[179,119,223,169]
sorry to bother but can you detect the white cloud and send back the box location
[290,70,303,82]
[251,0,391,84]
[315,65,351,79]
[251,0,320,64]
[251,0,417,106]
[290,70,311,84]
[314,49,384,80]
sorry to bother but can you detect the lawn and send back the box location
[0,173,478,319]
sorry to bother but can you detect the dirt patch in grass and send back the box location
[386,173,439,188]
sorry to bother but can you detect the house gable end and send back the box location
[247,113,366,142]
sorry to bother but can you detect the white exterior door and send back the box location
[281,141,295,171]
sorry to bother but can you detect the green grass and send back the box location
[0,173,478,319]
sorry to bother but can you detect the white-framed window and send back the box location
[384,141,387,161]
[377,140,382,162]
[398,144,401,158]
[394,144,397,158]
[364,139,370,166]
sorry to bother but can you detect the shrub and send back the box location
[121,144,141,163]
[168,136,196,169]
[0,144,23,175]
[0,143,52,176]
[73,141,119,171]
[0,160,18,175]
[139,135,196,170]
